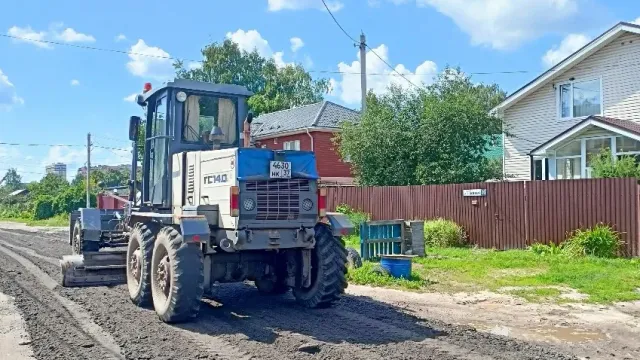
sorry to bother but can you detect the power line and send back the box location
[321,0,358,44]
[0,33,199,63]
[320,0,421,89]
[0,141,130,152]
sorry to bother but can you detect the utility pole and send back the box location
[359,32,367,113]
[86,133,91,208]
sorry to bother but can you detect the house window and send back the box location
[555,140,581,179]
[616,136,640,162]
[283,140,300,151]
[558,78,602,119]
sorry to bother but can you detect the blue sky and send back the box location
[1,0,639,182]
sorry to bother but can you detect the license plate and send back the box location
[269,161,291,179]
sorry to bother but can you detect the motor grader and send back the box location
[61,79,353,323]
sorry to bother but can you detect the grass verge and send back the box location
[0,214,69,227]
[346,246,640,304]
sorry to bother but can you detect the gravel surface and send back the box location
[0,226,576,360]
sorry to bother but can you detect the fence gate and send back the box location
[360,220,405,260]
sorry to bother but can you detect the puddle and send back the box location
[532,325,606,342]
[469,322,606,344]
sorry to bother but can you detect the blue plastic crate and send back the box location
[360,220,404,260]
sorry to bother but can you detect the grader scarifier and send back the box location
[61,80,353,323]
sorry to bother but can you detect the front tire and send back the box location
[71,220,99,255]
[293,224,348,308]
[126,222,159,307]
[151,227,204,323]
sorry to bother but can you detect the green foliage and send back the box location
[32,195,55,220]
[528,242,562,256]
[52,186,87,215]
[590,149,640,178]
[336,67,505,186]
[335,203,370,235]
[424,218,467,248]
[562,224,623,258]
[1,168,22,190]
[174,39,329,116]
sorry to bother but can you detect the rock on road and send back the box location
[0,225,576,360]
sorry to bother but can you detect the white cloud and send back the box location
[187,61,203,70]
[418,0,580,50]
[7,26,51,49]
[42,146,85,168]
[0,69,24,111]
[273,52,293,68]
[126,39,173,80]
[267,0,343,12]
[226,29,272,57]
[542,33,591,67]
[124,93,138,102]
[53,27,95,43]
[7,24,95,49]
[226,29,294,68]
[333,44,437,105]
[115,34,127,42]
[70,79,80,86]
[290,37,304,52]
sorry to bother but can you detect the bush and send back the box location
[424,218,466,247]
[590,149,640,178]
[32,195,55,220]
[528,242,562,256]
[562,224,623,258]
[336,204,370,235]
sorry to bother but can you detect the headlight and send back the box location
[243,198,256,211]
[302,198,314,211]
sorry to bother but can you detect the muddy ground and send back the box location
[0,223,625,360]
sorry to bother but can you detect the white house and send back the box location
[493,22,640,181]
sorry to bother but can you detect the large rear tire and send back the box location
[71,220,99,255]
[150,227,204,323]
[126,222,159,307]
[293,224,348,308]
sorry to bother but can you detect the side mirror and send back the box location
[246,112,254,124]
[136,94,146,107]
[129,116,141,141]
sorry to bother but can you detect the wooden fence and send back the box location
[326,178,640,256]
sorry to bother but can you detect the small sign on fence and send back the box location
[463,189,487,197]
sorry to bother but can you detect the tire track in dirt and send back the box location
[0,226,577,360]
[0,230,298,360]
[0,242,123,359]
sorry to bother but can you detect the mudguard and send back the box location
[179,215,211,243]
[324,212,355,237]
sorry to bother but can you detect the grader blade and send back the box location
[60,251,128,287]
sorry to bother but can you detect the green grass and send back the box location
[0,214,69,227]
[411,247,640,303]
[344,234,360,250]
[345,246,640,304]
[347,261,433,290]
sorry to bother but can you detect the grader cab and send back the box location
[61,79,353,323]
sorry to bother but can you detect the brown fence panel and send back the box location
[326,178,640,256]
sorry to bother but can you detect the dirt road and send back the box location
[0,225,576,360]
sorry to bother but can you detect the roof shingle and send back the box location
[251,101,359,137]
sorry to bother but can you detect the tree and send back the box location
[1,168,22,190]
[28,173,69,197]
[336,67,506,186]
[174,39,330,116]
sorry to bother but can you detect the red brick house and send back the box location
[251,101,360,185]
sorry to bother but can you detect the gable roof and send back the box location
[493,21,640,114]
[251,101,360,138]
[530,115,640,156]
